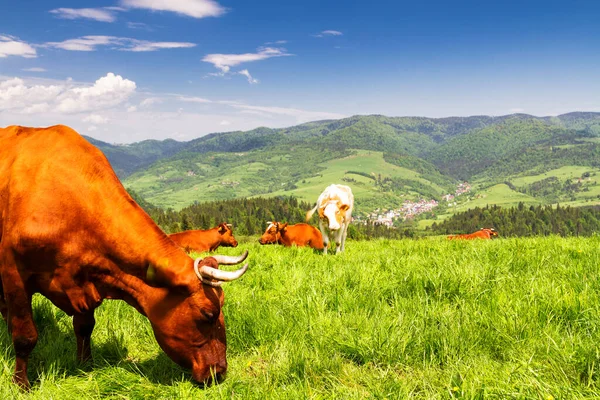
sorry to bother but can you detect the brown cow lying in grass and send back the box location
[169,223,238,253]
[447,228,498,240]
[259,222,324,250]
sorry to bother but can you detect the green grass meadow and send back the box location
[2,237,600,398]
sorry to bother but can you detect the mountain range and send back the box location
[86,112,600,213]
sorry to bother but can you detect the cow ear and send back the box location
[339,204,349,212]
[318,208,325,218]
[281,223,288,231]
[218,224,226,234]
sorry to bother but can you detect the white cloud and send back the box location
[120,0,226,18]
[0,73,136,115]
[21,103,51,114]
[178,96,212,103]
[0,78,345,143]
[230,103,345,122]
[314,30,343,38]
[22,67,47,72]
[44,35,196,52]
[238,69,258,84]
[203,47,290,73]
[265,40,287,45]
[0,78,63,112]
[45,36,116,51]
[55,73,136,113]
[140,97,162,107]
[127,21,152,30]
[49,7,119,22]
[125,40,196,52]
[0,35,37,58]
[83,114,109,124]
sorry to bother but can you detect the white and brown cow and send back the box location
[306,184,354,254]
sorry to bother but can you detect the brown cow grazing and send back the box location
[259,222,324,250]
[0,125,249,389]
[447,228,498,240]
[169,223,238,253]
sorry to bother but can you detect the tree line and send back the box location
[129,190,413,239]
[429,203,600,237]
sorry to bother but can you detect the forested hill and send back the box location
[89,112,600,179]
[85,112,600,211]
[84,136,186,177]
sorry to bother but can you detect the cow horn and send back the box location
[212,249,249,265]
[193,250,249,286]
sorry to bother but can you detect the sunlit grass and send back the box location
[2,236,600,398]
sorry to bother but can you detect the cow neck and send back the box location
[205,228,220,250]
[97,268,170,318]
[276,231,284,245]
[98,185,195,289]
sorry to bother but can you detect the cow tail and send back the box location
[305,204,318,222]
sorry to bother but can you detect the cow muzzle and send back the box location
[193,360,227,386]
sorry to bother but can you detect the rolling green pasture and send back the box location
[454,184,540,211]
[266,150,443,202]
[2,237,600,398]
[125,150,445,211]
[509,166,598,187]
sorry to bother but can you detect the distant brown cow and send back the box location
[259,222,324,250]
[169,223,238,253]
[447,228,498,240]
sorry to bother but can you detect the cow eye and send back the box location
[200,308,216,321]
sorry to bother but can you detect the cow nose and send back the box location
[194,361,228,386]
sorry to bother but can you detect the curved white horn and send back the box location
[211,249,249,265]
[199,262,249,282]
[193,251,249,286]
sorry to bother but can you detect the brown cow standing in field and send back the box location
[259,222,324,250]
[169,223,238,253]
[447,228,498,240]
[306,184,354,254]
[0,125,249,389]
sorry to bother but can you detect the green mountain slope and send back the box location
[85,112,600,212]
[425,118,591,180]
[84,136,186,177]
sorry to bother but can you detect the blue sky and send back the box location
[1,0,600,143]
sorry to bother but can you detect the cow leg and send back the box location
[334,229,344,254]
[0,277,7,321]
[340,223,349,252]
[319,220,329,255]
[73,311,95,363]
[1,253,37,390]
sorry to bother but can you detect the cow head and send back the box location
[321,201,350,230]
[217,223,238,247]
[148,251,248,385]
[259,221,281,244]
[480,227,499,238]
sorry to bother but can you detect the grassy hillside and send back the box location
[125,149,456,211]
[2,237,600,398]
[92,112,600,214]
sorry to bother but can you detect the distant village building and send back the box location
[364,182,471,227]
